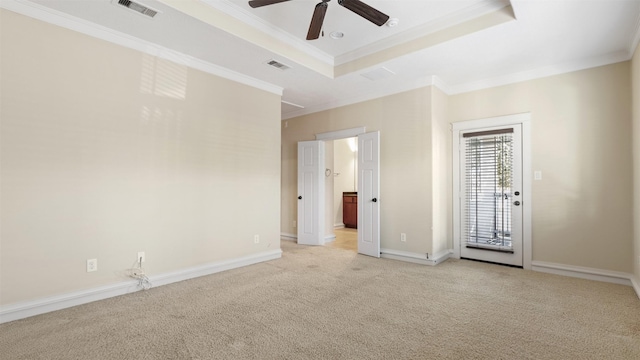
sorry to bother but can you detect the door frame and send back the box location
[452,113,532,270]
[313,127,380,257]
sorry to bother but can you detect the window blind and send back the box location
[463,129,514,252]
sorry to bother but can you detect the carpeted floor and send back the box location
[1,240,639,359]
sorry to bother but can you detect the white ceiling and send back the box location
[5,0,640,119]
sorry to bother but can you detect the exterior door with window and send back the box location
[459,125,523,267]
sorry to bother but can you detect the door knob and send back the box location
[298,196,302,200]
[372,198,377,202]
[514,201,521,206]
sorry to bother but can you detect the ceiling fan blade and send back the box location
[248,0,291,9]
[337,0,389,26]
[307,1,328,40]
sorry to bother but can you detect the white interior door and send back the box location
[459,125,523,267]
[297,141,325,245]
[357,131,380,257]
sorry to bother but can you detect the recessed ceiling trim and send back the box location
[199,0,334,66]
[334,0,512,65]
[334,5,516,77]
[1,0,283,95]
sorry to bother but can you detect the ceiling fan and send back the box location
[248,0,390,40]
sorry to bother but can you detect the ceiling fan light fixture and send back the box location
[329,31,344,39]
[386,18,399,27]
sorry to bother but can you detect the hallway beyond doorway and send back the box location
[328,228,357,252]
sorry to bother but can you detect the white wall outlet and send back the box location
[293,220,297,228]
[137,252,145,263]
[87,258,97,272]
[254,234,260,244]
[400,233,407,242]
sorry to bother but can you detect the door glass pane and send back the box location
[464,132,513,250]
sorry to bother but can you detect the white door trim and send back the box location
[452,113,532,270]
[315,127,367,141]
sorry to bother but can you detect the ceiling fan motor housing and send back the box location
[248,0,390,40]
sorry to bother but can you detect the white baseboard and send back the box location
[0,249,282,324]
[280,233,297,240]
[381,248,451,266]
[531,261,633,287]
[279,233,334,243]
[631,275,640,299]
[334,223,345,229]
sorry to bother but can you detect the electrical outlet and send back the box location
[293,220,297,228]
[254,234,260,244]
[137,252,145,263]
[87,259,97,272]
[400,233,406,242]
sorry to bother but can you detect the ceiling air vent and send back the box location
[116,0,159,18]
[360,67,396,81]
[266,59,291,71]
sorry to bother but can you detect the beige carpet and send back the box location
[1,241,639,359]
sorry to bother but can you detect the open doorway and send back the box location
[328,137,358,252]
[297,128,380,257]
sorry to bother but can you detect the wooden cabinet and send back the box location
[343,192,357,229]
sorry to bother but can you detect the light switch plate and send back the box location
[534,171,542,180]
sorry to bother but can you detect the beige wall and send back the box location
[632,45,640,283]
[284,62,633,274]
[450,62,633,273]
[0,11,281,305]
[282,87,435,255]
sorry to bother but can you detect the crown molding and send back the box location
[282,74,440,120]
[0,0,283,96]
[431,75,451,95]
[284,49,630,120]
[447,50,631,95]
[629,8,640,58]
